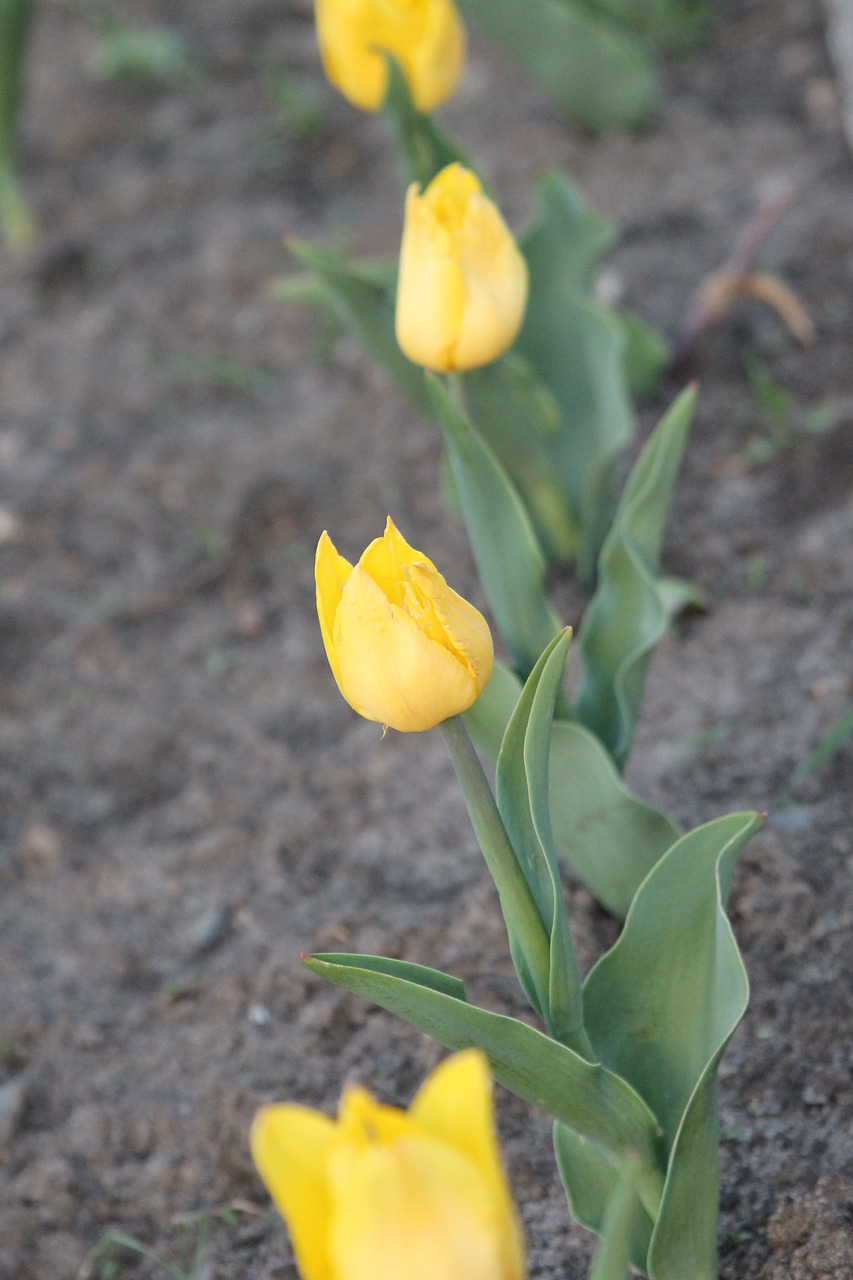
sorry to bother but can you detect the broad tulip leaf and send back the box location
[465,664,681,918]
[382,55,472,189]
[466,356,580,562]
[555,1125,654,1271]
[426,373,562,676]
[616,310,670,399]
[457,0,657,132]
[464,660,525,761]
[496,631,587,1050]
[570,810,763,1279]
[304,951,666,1207]
[549,720,680,917]
[517,174,635,579]
[575,385,697,768]
[286,240,429,411]
[576,0,711,44]
[589,1154,649,1280]
[310,952,466,1001]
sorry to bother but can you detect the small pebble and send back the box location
[0,1075,29,1145]
[17,823,63,868]
[0,505,22,544]
[248,1003,271,1028]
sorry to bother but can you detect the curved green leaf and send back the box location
[517,174,635,578]
[304,950,666,1208]
[616,310,670,399]
[457,0,657,131]
[549,720,680,917]
[466,664,682,918]
[575,385,697,768]
[496,631,589,1051]
[580,810,763,1278]
[286,240,429,410]
[463,660,525,761]
[466,356,580,562]
[426,373,562,675]
[555,1124,654,1271]
[589,1153,649,1280]
[576,0,711,46]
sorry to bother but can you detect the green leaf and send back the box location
[304,950,666,1211]
[616,310,670,399]
[382,55,472,188]
[0,0,35,248]
[580,810,763,1279]
[426,373,562,676]
[589,1153,649,1280]
[286,240,429,410]
[439,716,553,1024]
[496,631,589,1051]
[466,356,580,562]
[575,385,697,768]
[463,660,526,761]
[555,1124,655,1271]
[465,664,682,919]
[310,952,466,1001]
[577,0,711,46]
[549,720,681,917]
[457,0,657,132]
[517,174,635,578]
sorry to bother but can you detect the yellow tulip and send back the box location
[314,0,466,113]
[395,163,529,373]
[315,517,493,732]
[251,1049,526,1280]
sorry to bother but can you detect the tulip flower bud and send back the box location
[315,517,493,733]
[314,0,466,113]
[252,1049,526,1280]
[395,163,529,373]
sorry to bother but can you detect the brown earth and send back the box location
[1,0,852,1276]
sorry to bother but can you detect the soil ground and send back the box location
[1,0,852,1277]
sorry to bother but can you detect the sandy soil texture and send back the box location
[1,0,852,1276]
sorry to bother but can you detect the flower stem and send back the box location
[440,713,592,1057]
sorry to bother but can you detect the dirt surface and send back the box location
[1,0,852,1276]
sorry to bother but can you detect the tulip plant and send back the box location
[251,6,760,1280]
[255,519,761,1280]
[276,0,698,918]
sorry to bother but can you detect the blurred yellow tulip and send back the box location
[252,1049,525,1280]
[314,0,465,113]
[395,163,529,373]
[315,517,493,732]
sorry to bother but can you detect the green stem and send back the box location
[0,165,35,248]
[589,1153,643,1280]
[439,714,554,1020]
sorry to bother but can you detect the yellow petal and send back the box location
[335,564,480,730]
[357,516,437,607]
[406,0,466,113]
[451,195,529,372]
[408,561,493,691]
[251,1104,337,1280]
[337,1084,413,1147]
[395,182,466,371]
[411,1052,525,1279]
[395,164,528,373]
[316,530,354,692]
[314,0,465,114]
[328,1134,516,1280]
